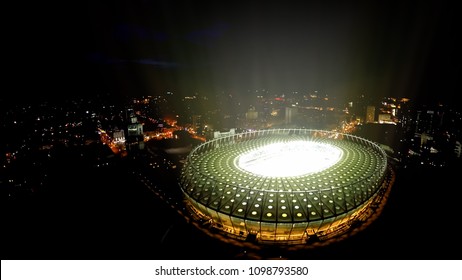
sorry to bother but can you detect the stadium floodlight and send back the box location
[236,140,343,177]
[179,129,393,246]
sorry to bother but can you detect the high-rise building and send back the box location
[127,123,143,136]
[246,106,258,120]
[192,114,202,132]
[366,106,376,123]
[126,107,144,150]
[112,129,125,143]
[285,107,297,124]
[415,109,435,134]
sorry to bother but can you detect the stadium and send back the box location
[179,128,394,245]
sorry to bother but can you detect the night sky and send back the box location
[5,0,457,105]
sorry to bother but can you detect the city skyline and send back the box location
[2,88,461,259]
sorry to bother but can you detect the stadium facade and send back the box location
[179,129,393,245]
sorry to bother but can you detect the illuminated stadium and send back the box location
[179,129,394,245]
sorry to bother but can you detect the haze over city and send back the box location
[2,0,461,262]
[4,0,457,107]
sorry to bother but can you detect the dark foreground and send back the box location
[3,160,461,260]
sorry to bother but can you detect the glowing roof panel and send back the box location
[236,140,343,177]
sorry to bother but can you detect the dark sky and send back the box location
[5,0,457,105]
